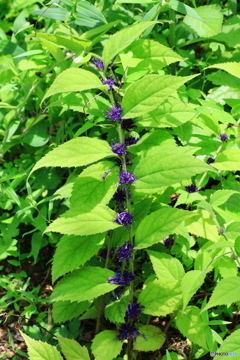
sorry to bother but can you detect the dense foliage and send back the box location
[1,0,240,359]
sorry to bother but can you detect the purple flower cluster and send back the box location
[206,157,215,164]
[119,171,136,185]
[121,118,136,131]
[110,142,127,156]
[108,270,135,286]
[117,241,134,262]
[113,188,127,203]
[106,106,123,122]
[93,58,104,70]
[125,136,138,146]
[220,133,228,141]
[116,323,140,341]
[126,303,143,318]
[114,212,133,226]
[163,238,174,248]
[102,76,115,91]
[185,184,198,193]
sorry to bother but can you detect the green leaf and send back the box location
[184,5,223,37]
[122,74,197,119]
[52,233,105,282]
[30,137,113,175]
[202,276,240,312]
[138,279,182,316]
[135,207,192,249]
[137,97,196,128]
[184,210,219,242]
[52,300,90,323]
[104,294,129,323]
[217,256,238,278]
[58,337,90,360]
[42,68,106,103]
[147,250,185,280]
[20,332,63,360]
[234,236,240,257]
[36,33,90,54]
[134,150,211,193]
[206,62,240,79]
[102,21,157,68]
[210,190,240,207]
[168,0,205,22]
[134,325,166,352]
[45,204,120,236]
[75,1,107,28]
[51,267,118,302]
[214,329,240,360]
[30,8,68,21]
[176,307,209,350]
[181,270,206,311]
[212,149,240,171]
[91,331,123,360]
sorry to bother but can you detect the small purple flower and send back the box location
[185,184,198,193]
[110,142,127,156]
[114,212,133,226]
[117,241,134,262]
[121,118,136,131]
[106,107,123,122]
[93,58,104,70]
[220,133,228,141]
[126,303,143,318]
[163,238,174,248]
[116,323,140,341]
[206,157,215,164]
[125,136,138,146]
[102,76,115,91]
[108,270,135,286]
[119,171,136,185]
[98,248,114,260]
[113,188,127,203]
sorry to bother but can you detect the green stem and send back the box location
[168,9,176,75]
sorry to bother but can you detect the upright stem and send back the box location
[169,9,176,75]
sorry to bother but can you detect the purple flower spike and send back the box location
[125,136,138,146]
[110,142,127,156]
[106,107,123,122]
[108,270,135,286]
[119,171,136,185]
[116,323,141,341]
[220,133,228,141]
[206,157,215,164]
[93,58,104,70]
[113,188,127,203]
[121,118,136,131]
[126,303,143,318]
[117,241,134,262]
[163,238,174,248]
[185,184,198,193]
[102,76,115,91]
[114,212,133,226]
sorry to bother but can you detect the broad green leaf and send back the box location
[30,8,68,21]
[226,222,240,241]
[206,62,240,79]
[75,1,107,28]
[37,36,64,62]
[58,337,90,360]
[184,210,219,242]
[80,20,120,43]
[181,270,206,311]
[202,276,240,312]
[184,5,223,37]
[51,267,118,302]
[52,233,105,282]
[134,150,211,193]
[175,192,206,207]
[138,279,182,316]
[124,39,184,71]
[37,33,90,54]
[135,207,192,249]
[137,97,196,128]
[168,0,205,22]
[212,149,240,170]
[117,0,155,3]
[176,307,209,350]
[45,204,120,236]
[52,300,90,323]
[30,137,113,175]
[18,59,46,71]
[42,68,106,103]
[134,325,166,352]
[102,21,157,68]
[122,74,197,119]
[104,294,129,323]
[210,190,240,207]
[234,236,240,257]
[214,330,240,360]
[217,256,238,278]
[91,330,123,360]
[147,250,185,280]
[20,331,63,360]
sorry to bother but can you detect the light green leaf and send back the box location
[147,250,185,280]
[206,62,240,79]
[184,5,223,37]
[37,33,90,54]
[181,270,206,311]
[217,256,238,278]
[91,330,123,360]
[138,279,182,316]
[18,59,46,71]
[137,97,196,128]
[20,331,63,360]
[52,233,105,282]
[184,210,219,242]
[134,325,166,352]
[135,207,192,249]
[122,74,197,119]
[58,337,90,360]
[30,137,113,175]
[176,307,209,350]
[212,149,240,170]
[52,300,90,323]
[51,267,118,302]
[42,68,106,103]
[210,190,240,207]
[202,276,240,312]
[214,329,240,360]
[134,150,211,193]
[168,0,205,22]
[30,8,68,21]
[102,21,157,68]
[45,204,120,236]
[75,1,107,28]
[104,294,129,323]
